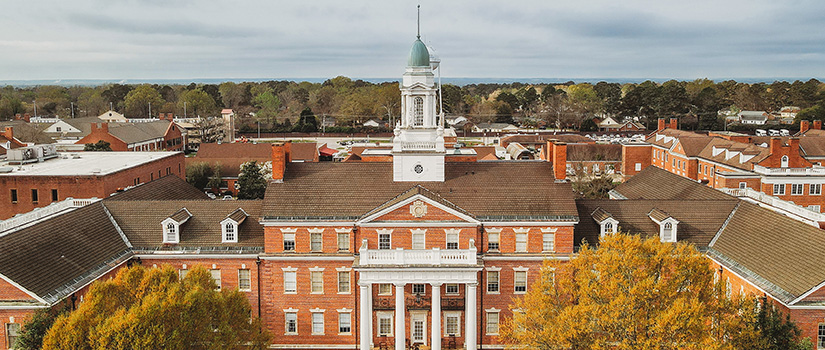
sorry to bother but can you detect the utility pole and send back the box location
[70,102,74,118]
[148,102,152,118]
[184,101,187,118]
[33,100,37,118]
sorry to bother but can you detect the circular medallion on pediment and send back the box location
[410,200,427,218]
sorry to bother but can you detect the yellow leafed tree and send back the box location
[502,233,757,350]
[41,264,270,350]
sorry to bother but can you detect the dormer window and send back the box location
[221,208,248,243]
[604,222,614,234]
[591,207,618,237]
[162,208,191,244]
[781,155,789,168]
[649,208,679,243]
[223,222,237,242]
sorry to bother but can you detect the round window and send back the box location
[414,164,424,174]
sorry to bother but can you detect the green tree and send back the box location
[0,96,24,120]
[16,305,70,350]
[594,82,622,117]
[77,89,108,117]
[186,162,217,191]
[502,233,755,350]
[101,84,133,112]
[124,84,164,118]
[178,88,217,117]
[83,141,112,151]
[751,302,811,350]
[237,161,270,199]
[41,264,269,350]
[293,107,318,133]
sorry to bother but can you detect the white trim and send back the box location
[220,218,239,243]
[0,273,49,304]
[308,266,325,272]
[282,266,298,272]
[358,222,480,228]
[136,254,259,259]
[513,227,530,234]
[482,221,577,226]
[482,256,571,261]
[706,256,790,308]
[484,266,501,271]
[279,228,299,233]
[335,227,353,233]
[335,267,352,272]
[260,256,355,261]
[308,228,325,234]
[484,227,503,233]
[0,304,50,310]
[310,308,326,313]
[337,308,352,313]
[513,266,530,272]
[485,307,501,313]
[283,308,299,312]
[791,279,825,305]
[357,194,480,225]
[540,227,558,233]
[262,221,356,227]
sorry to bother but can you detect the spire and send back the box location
[417,5,421,39]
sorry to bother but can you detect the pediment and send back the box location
[358,186,477,224]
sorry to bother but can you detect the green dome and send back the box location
[407,38,430,67]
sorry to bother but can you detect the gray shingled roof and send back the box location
[262,162,578,221]
[611,166,736,201]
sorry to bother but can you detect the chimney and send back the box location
[3,126,12,140]
[285,141,292,163]
[801,120,810,134]
[552,141,567,181]
[23,113,31,122]
[814,120,822,130]
[669,118,678,130]
[658,118,666,130]
[789,138,801,165]
[543,140,555,161]
[100,122,109,133]
[271,143,286,182]
[769,137,782,155]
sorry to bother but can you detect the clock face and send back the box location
[414,164,424,174]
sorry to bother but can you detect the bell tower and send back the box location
[392,6,445,182]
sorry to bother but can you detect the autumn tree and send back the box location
[41,264,269,350]
[502,233,756,350]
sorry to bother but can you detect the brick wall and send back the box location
[0,279,34,302]
[76,123,128,151]
[621,144,651,176]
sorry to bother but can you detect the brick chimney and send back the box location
[669,118,678,130]
[552,141,567,181]
[658,118,666,130]
[23,113,31,122]
[3,126,12,140]
[789,138,801,165]
[769,137,782,155]
[272,143,286,182]
[814,120,822,130]
[801,120,810,134]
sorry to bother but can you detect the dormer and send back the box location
[648,208,679,243]
[162,208,192,244]
[724,149,740,160]
[739,153,755,163]
[655,134,665,142]
[221,208,248,243]
[712,146,724,157]
[591,207,619,237]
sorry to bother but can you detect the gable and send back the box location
[358,192,478,225]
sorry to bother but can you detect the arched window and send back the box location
[663,222,674,241]
[781,155,789,168]
[224,222,236,242]
[604,222,613,234]
[413,97,424,126]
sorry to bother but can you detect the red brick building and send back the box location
[76,120,185,152]
[188,142,274,195]
[0,147,184,219]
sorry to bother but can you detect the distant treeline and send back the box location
[1,77,824,132]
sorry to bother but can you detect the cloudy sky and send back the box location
[2,0,824,81]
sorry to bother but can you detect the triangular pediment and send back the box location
[358,186,478,224]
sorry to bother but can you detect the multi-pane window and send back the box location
[379,233,391,250]
[818,323,825,349]
[446,232,459,249]
[487,232,499,251]
[238,269,251,291]
[412,231,425,249]
[412,283,425,295]
[811,184,822,195]
[339,313,351,334]
[445,313,460,336]
[283,233,296,251]
[285,312,298,334]
[486,312,500,335]
[378,283,392,295]
[338,271,350,293]
[337,232,349,251]
[413,97,424,126]
[311,232,323,252]
[773,184,786,195]
[284,271,297,293]
[662,222,674,242]
[224,222,236,242]
[165,223,176,243]
[6,323,20,349]
[739,182,747,189]
[378,313,393,336]
[312,312,324,334]
[210,269,221,290]
[445,284,459,295]
[792,183,804,195]
[542,233,554,252]
[487,271,499,293]
[514,271,527,293]
[515,233,527,252]
[311,271,324,293]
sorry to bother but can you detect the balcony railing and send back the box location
[358,239,478,266]
[753,164,825,176]
[720,187,825,225]
[0,197,101,234]
[399,141,437,151]
[373,295,464,310]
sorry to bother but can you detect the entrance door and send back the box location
[411,312,426,344]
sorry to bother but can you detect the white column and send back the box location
[360,283,372,350]
[465,283,477,350]
[395,283,406,350]
[431,282,442,350]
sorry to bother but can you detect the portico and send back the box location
[356,243,481,350]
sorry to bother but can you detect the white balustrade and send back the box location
[0,197,100,233]
[400,141,437,150]
[720,187,825,225]
[753,164,825,175]
[360,246,477,266]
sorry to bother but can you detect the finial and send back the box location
[417,5,421,39]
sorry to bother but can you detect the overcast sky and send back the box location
[2,0,824,81]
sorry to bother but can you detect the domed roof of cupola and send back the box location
[407,38,430,67]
